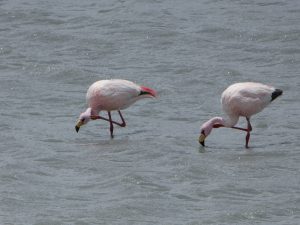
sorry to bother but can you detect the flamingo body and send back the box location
[87,79,154,113]
[222,82,277,120]
[75,79,156,137]
[199,82,282,148]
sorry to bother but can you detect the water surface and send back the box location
[0,0,299,224]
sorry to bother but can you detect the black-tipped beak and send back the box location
[199,134,206,146]
[75,120,83,133]
[75,125,80,133]
[200,140,205,147]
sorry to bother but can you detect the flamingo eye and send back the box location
[81,118,85,123]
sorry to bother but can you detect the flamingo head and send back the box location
[75,108,91,133]
[199,121,214,146]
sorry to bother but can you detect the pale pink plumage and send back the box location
[75,79,156,137]
[199,82,282,148]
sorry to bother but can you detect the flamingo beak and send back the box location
[75,120,83,133]
[199,133,206,146]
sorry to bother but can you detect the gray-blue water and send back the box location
[1,0,300,224]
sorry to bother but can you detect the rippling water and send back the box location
[1,0,299,224]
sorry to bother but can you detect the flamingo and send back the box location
[75,79,157,138]
[199,82,283,148]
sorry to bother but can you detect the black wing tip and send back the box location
[271,89,283,101]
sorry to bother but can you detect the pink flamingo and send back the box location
[199,82,282,148]
[75,79,156,138]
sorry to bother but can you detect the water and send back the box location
[0,0,299,224]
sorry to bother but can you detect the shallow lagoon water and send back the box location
[0,0,300,224]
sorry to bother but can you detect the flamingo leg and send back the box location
[231,126,248,132]
[213,124,248,132]
[108,111,114,138]
[245,117,252,148]
[232,118,252,148]
[117,110,126,127]
[214,117,253,148]
[246,117,252,132]
[91,111,126,127]
[91,111,127,138]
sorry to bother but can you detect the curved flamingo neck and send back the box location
[86,107,100,117]
[210,116,239,128]
[83,108,92,116]
[208,117,223,128]
[83,107,101,118]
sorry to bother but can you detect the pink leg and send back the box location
[226,118,252,148]
[245,117,252,148]
[117,110,126,127]
[91,111,127,138]
[231,126,248,132]
[247,117,252,132]
[214,124,248,132]
[223,118,252,131]
[214,117,253,148]
[91,111,126,127]
[108,111,114,138]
